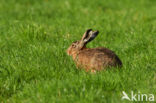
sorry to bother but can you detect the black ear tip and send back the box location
[86,29,92,32]
[87,29,92,31]
[93,30,99,35]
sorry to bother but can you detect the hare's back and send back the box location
[78,47,122,69]
[80,47,117,58]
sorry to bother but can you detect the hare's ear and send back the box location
[81,29,99,44]
[78,29,99,49]
[81,29,92,41]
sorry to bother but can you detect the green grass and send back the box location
[0,0,156,102]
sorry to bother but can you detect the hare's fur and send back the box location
[67,29,122,72]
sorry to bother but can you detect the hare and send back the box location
[67,29,122,72]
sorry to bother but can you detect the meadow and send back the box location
[0,0,155,102]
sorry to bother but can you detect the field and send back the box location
[0,0,156,102]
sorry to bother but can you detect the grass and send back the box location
[0,0,156,102]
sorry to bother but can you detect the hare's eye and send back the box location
[72,44,76,48]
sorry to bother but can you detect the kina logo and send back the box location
[122,91,155,102]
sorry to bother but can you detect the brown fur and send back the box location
[67,29,122,72]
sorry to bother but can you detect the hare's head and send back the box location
[67,29,99,56]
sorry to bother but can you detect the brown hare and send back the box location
[67,29,122,72]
